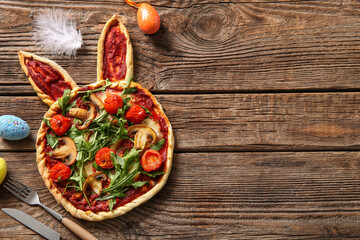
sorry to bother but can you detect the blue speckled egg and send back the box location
[0,115,30,140]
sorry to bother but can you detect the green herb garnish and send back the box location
[120,76,136,95]
[140,106,152,115]
[150,139,165,151]
[108,198,116,211]
[42,118,51,127]
[58,89,75,116]
[141,171,165,178]
[78,79,112,102]
[46,133,58,149]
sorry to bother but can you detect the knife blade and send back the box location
[2,208,61,240]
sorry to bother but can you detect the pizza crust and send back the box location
[18,51,79,106]
[37,81,174,221]
[97,14,134,83]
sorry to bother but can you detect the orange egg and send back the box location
[137,3,160,34]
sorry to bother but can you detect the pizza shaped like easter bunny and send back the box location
[17,15,174,221]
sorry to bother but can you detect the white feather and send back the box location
[33,9,83,57]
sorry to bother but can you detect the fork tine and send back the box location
[3,184,27,201]
[4,181,29,198]
[6,178,30,195]
[9,177,32,192]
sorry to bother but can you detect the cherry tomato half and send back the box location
[125,105,146,123]
[141,149,162,172]
[95,147,115,169]
[49,162,71,182]
[104,94,124,115]
[50,114,71,136]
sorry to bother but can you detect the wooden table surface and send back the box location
[2,0,360,239]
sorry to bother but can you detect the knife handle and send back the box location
[61,217,98,240]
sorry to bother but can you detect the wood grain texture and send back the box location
[1,0,360,239]
[2,151,360,239]
[1,93,360,152]
[2,1,360,92]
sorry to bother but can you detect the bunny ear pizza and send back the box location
[18,51,78,106]
[17,15,174,221]
[97,14,134,83]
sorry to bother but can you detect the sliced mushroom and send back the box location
[68,108,88,120]
[52,136,77,166]
[75,102,97,130]
[89,93,104,109]
[141,118,163,140]
[83,172,107,195]
[127,125,157,149]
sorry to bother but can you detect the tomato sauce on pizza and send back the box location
[102,25,127,82]
[25,58,71,100]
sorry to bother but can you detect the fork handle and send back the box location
[62,217,98,240]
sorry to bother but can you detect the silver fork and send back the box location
[4,177,98,240]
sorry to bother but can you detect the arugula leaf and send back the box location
[141,171,165,178]
[140,106,152,115]
[120,76,136,95]
[77,79,112,102]
[108,198,116,211]
[121,87,137,95]
[101,148,142,194]
[110,152,125,170]
[131,181,148,189]
[57,175,62,182]
[58,89,73,116]
[150,139,165,151]
[123,97,131,105]
[46,133,58,149]
[42,118,51,127]
[92,161,102,171]
[62,181,70,194]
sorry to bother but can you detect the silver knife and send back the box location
[2,208,61,240]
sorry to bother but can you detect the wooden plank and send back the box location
[1,93,360,151]
[1,151,360,239]
[2,2,360,92]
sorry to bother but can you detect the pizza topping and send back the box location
[50,162,71,182]
[95,147,115,169]
[104,93,123,114]
[50,114,71,136]
[125,105,146,123]
[77,80,112,104]
[25,58,71,101]
[141,118,163,140]
[68,108,88,120]
[98,149,147,197]
[150,138,166,151]
[140,149,162,172]
[127,124,156,149]
[74,102,97,130]
[83,172,107,195]
[58,89,75,116]
[46,84,168,212]
[52,136,77,166]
